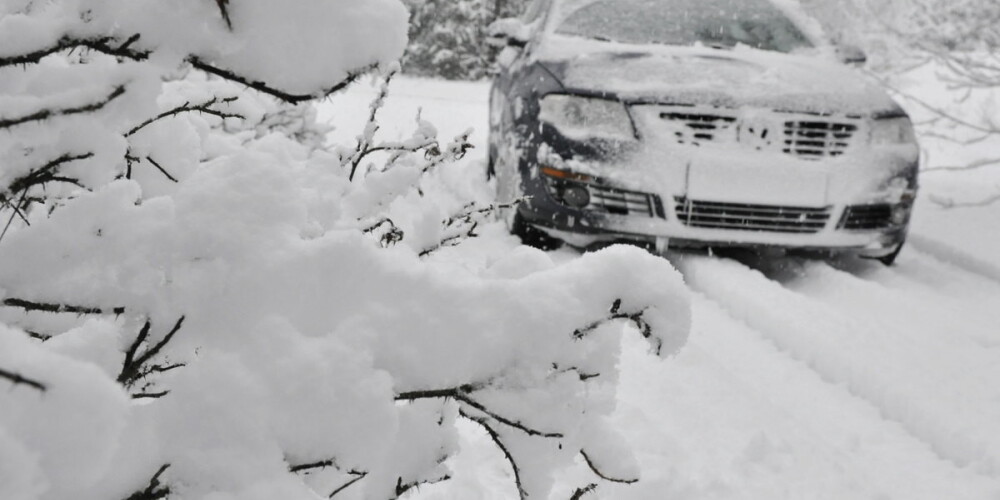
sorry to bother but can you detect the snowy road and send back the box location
[319,77,1000,499]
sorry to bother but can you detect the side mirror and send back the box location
[487,18,531,49]
[836,45,867,67]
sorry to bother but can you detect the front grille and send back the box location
[839,204,894,230]
[783,120,857,159]
[660,112,736,143]
[675,198,831,234]
[588,185,659,218]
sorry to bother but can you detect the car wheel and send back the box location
[510,211,563,251]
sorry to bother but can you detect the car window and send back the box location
[554,0,813,53]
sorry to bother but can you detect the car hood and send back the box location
[535,39,903,117]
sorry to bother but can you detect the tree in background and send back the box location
[402,0,530,80]
[801,0,1000,206]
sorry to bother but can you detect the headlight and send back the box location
[870,116,917,145]
[539,95,636,142]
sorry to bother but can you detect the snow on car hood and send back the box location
[536,38,903,117]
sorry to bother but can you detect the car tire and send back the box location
[510,211,563,251]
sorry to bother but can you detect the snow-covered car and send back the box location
[487,0,920,264]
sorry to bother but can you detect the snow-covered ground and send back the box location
[317,73,1000,499]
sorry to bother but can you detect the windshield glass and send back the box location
[554,0,813,53]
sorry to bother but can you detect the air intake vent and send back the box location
[589,185,659,218]
[839,204,894,230]
[675,198,831,234]
[660,112,736,142]
[783,120,857,159]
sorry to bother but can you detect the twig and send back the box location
[144,157,179,183]
[0,367,47,392]
[0,35,150,68]
[397,385,563,438]
[329,471,368,498]
[5,153,94,195]
[189,58,375,104]
[1,298,125,316]
[126,97,242,137]
[118,317,186,391]
[123,464,171,500]
[580,450,638,484]
[0,86,126,130]
[574,299,660,355]
[460,411,528,500]
[570,483,598,500]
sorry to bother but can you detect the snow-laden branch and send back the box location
[418,200,522,257]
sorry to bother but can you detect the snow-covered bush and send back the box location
[0,1,691,499]
[401,0,529,80]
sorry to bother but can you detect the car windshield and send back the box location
[554,0,813,53]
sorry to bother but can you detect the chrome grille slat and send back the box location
[676,198,832,234]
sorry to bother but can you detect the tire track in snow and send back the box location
[673,253,1000,479]
[604,296,999,499]
[908,234,1000,284]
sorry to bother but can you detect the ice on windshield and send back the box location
[554,0,813,53]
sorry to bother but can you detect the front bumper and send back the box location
[518,172,912,258]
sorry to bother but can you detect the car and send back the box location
[487,0,920,265]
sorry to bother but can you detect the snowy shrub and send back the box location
[401,0,530,80]
[0,1,691,499]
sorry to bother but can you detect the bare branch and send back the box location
[362,218,405,247]
[329,472,368,498]
[574,299,660,355]
[570,483,599,500]
[126,97,242,137]
[580,450,638,484]
[188,57,375,104]
[419,200,521,257]
[123,464,171,500]
[460,411,528,500]
[214,0,233,30]
[394,473,451,499]
[2,298,125,316]
[0,35,149,68]
[5,153,94,195]
[144,157,179,183]
[397,385,563,438]
[0,367,47,392]
[0,85,126,130]
[118,316,186,390]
